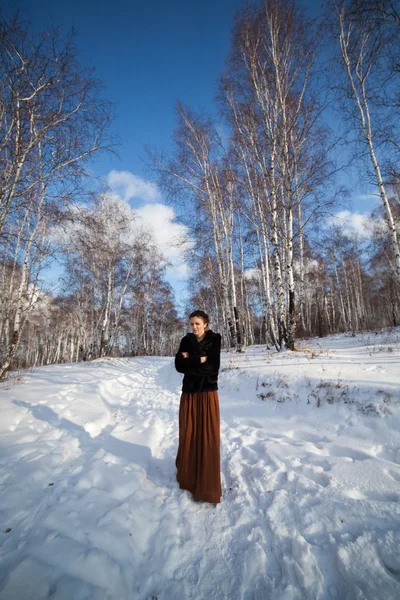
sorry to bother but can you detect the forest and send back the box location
[1,0,400,378]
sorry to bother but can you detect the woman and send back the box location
[174,310,222,504]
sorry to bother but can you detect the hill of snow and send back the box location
[0,329,400,599]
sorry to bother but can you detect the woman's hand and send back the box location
[200,356,207,363]
[181,352,189,359]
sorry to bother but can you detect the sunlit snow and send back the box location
[0,329,400,599]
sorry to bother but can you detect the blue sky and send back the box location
[7,0,379,304]
[12,0,247,177]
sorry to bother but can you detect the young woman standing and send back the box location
[174,310,222,504]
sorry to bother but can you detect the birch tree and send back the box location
[0,13,114,378]
[148,103,245,349]
[327,0,400,280]
[0,13,113,236]
[59,195,157,359]
[221,0,332,349]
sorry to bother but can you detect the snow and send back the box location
[1,330,400,600]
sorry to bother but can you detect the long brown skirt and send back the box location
[175,390,222,504]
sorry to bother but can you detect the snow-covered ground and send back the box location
[1,329,400,600]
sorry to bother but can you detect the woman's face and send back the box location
[190,317,207,338]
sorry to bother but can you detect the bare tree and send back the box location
[0,14,114,234]
[147,103,246,350]
[326,0,400,280]
[220,0,333,349]
[0,12,114,378]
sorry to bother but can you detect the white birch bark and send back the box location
[337,3,400,280]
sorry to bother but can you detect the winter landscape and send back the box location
[2,0,400,598]
[1,328,400,600]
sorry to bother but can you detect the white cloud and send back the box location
[357,194,378,201]
[106,170,192,285]
[293,258,319,274]
[244,268,261,281]
[134,203,191,279]
[328,210,374,238]
[107,170,161,203]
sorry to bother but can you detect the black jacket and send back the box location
[175,330,221,393]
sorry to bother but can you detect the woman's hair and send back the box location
[189,310,209,326]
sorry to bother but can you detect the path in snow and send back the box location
[0,332,400,599]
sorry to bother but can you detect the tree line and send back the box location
[0,13,182,378]
[150,0,400,351]
[1,1,400,378]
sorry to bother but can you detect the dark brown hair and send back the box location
[189,310,209,326]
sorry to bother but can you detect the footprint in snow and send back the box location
[385,469,400,482]
[327,445,371,462]
[293,463,330,488]
[292,431,330,445]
